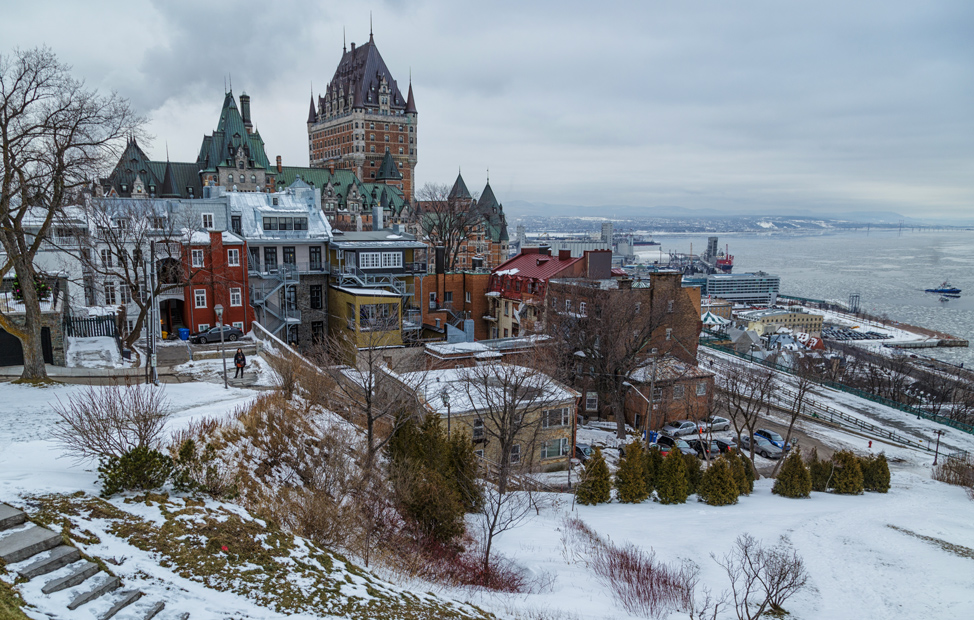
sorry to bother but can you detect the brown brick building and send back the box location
[308,33,418,200]
[419,271,492,341]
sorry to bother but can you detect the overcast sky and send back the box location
[2,1,971,218]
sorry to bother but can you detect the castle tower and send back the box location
[308,33,418,200]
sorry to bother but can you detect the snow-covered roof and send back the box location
[400,365,577,416]
[228,189,332,241]
[333,286,401,297]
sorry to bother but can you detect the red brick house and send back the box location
[174,231,254,335]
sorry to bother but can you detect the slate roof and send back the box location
[275,166,410,217]
[196,91,270,172]
[475,180,509,242]
[405,81,417,114]
[448,172,472,201]
[375,151,402,181]
[323,36,407,116]
[100,139,204,199]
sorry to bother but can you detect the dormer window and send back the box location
[238,161,244,169]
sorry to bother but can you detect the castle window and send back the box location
[250,174,257,183]
[238,161,244,169]
[398,136,403,143]
[384,124,389,130]
[370,146,375,153]
[370,122,375,129]
[399,148,403,154]
[384,135,389,142]
[398,125,403,131]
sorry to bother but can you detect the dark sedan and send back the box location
[655,434,697,456]
[685,437,720,459]
[191,325,244,344]
[714,438,738,454]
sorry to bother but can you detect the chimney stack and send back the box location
[373,204,384,231]
[435,246,445,275]
[276,155,282,173]
[558,249,572,261]
[240,93,252,134]
[328,160,335,174]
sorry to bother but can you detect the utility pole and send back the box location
[933,429,944,465]
[149,240,158,385]
[215,304,228,389]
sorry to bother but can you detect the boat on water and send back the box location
[925,281,961,295]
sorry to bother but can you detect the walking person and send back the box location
[233,348,246,379]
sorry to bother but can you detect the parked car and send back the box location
[191,325,244,344]
[755,429,792,452]
[696,415,731,432]
[661,420,698,437]
[655,434,697,456]
[714,437,738,454]
[574,443,592,462]
[685,437,721,459]
[740,434,784,459]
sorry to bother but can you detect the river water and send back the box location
[635,229,974,368]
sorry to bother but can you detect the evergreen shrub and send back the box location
[861,453,891,493]
[683,452,702,496]
[656,448,689,505]
[643,446,664,494]
[615,442,649,503]
[698,456,738,506]
[98,446,173,497]
[829,450,864,495]
[806,447,832,492]
[729,450,754,496]
[772,449,812,499]
[576,448,612,505]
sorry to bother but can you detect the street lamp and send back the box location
[440,387,451,435]
[215,304,228,390]
[623,348,658,449]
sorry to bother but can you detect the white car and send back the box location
[697,415,731,432]
[661,420,698,436]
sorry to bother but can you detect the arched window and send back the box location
[228,174,234,183]
[399,147,403,154]
[251,174,257,183]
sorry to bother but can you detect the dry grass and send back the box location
[932,454,974,500]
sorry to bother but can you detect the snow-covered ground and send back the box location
[173,356,279,387]
[64,336,131,369]
[2,378,973,619]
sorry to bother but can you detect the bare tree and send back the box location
[547,282,691,439]
[771,355,814,476]
[309,316,424,471]
[58,198,205,348]
[415,182,481,272]
[51,383,171,461]
[713,533,808,620]
[0,48,144,381]
[457,360,570,571]
[716,361,776,478]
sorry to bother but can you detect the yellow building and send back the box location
[328,285,404,350]
[400,365,579,472]
[736,308,824,337]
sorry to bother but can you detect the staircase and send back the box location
[0,503,179,620]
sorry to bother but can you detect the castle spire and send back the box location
[370,12,373,41]
[343,26,346,53]
[405,76,417,114]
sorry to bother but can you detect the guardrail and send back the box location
[700,340,974,436]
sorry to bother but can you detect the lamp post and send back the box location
[440,387,451,436]
[215,304,228,390]
[623,348,658,449]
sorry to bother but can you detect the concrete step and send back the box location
[14,545,82,579]
[98,589,143,620]
[115,600,165,620]
[0,503,26,531]
[68,573,120,610]
[0,523,61,563]
[42,560,100,594]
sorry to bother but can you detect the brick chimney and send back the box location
[558,249,572,261]
[276,155,282,173]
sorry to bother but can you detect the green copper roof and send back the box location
[196,91,270,172]
[375,151,402,181]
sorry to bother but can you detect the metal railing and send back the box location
[700,340,974,436]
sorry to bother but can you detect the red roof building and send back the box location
[485,248,612,338]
